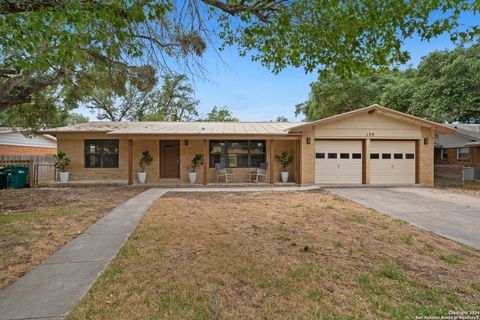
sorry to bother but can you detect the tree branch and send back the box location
[0,68,65,111]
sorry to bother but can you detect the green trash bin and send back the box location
[5,166,29,189]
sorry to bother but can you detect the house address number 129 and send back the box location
[366,132,375,137]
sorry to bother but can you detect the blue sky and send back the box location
[79,10,477,122]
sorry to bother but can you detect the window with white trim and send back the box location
[457,147,470,160]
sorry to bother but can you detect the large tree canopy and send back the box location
[0,0,479,130]
[296,44,480,123]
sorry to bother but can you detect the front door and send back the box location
[160,140,180,178]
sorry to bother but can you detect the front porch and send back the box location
[126,137,303,186]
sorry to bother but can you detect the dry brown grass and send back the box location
[68,191,480,320]
[0,187,146,290]
[437,181,480,196]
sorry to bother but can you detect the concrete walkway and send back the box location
[327,187,480,249]
[0,186,319,320]
[0,188,167,320]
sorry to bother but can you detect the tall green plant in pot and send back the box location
[54,150,71,183]
[138,150,153,183]
[275,151,293,182]
[188,154,204,183]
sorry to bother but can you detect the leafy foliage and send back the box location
[190,154,204,172]
[53,150,71,172]
[1,0,479,131]
[274,151,293,171]
[296,44,480,123]
[141,74,199,121]
[138,150,153,172]
[204,106,237,121]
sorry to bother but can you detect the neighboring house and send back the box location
[434,124,480,168]
[0,128,57,155]
[46,104,453,185]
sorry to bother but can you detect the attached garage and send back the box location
[290,104,456,186]
[314,140,362,184]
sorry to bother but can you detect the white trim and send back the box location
[441,148,449,160]
[457,147,470,160]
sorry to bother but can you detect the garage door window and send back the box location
[328,153,337,159]
[405,153,415,159]
[394,153,403,159]
[370,153,379,159]
[340,153,349,159]
[316,153,325,159]
[352,153,362,159]
[382,153,391,159]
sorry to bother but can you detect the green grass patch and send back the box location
[377,264,403,281]
[357,273,372,290]
[423,243,436,252]
[438,253,464,264]
[394,218,408,225]
[348,214,366,224]
[323,204,334,210]
[332,240,343,248]
[308,288,324,301]
[402,234,414,246]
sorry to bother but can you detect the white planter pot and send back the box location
[280,171,289,183]
[137,172,147,184]
[59,172,70,183]
[188,172,197,183]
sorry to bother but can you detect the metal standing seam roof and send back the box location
[45,121,305,135]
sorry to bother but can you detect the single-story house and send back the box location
[0,128,57,155]
[46,104,454,185]
[434,124,480,168]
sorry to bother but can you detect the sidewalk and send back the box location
[0,188,167,320]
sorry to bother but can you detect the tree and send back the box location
[276,116,288,122]
[0,89,89,134]
[296,44,480,123]
[409,45,480,123]
[141,74,199,121]
[295,74,383,121]
[85,82,154,122]
[1,0,478,113]
[204,106,238,121]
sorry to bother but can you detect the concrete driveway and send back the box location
[326,187,480,249]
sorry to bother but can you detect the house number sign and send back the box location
[366,132,375,137]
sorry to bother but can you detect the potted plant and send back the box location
[188,154,204,183]
[274,151,294,183]
[54,150,71,183]
[138,150,153,183]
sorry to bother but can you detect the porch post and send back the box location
[296,139,301,184]
[128,139,133,185]
[269,139,275,184]
[203,139,209,185]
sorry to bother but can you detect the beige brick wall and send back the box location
[300,128,315,185]
[419,127,434,185]
[271,140,297,183]
[57,133,128,181]
[180,139,204,182]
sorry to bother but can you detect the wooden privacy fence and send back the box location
[0,155,55,185]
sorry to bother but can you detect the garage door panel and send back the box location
[370,141,415,184]
[315,140,362,184]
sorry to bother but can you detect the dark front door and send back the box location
[160,140,180,178]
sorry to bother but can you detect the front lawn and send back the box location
[68,191,480,319]
[0,187,146,291]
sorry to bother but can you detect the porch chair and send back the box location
[248,162,268,183]
[215,163,235,182]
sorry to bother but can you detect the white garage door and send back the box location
[315,140,362,184]
[370,141,416,184]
